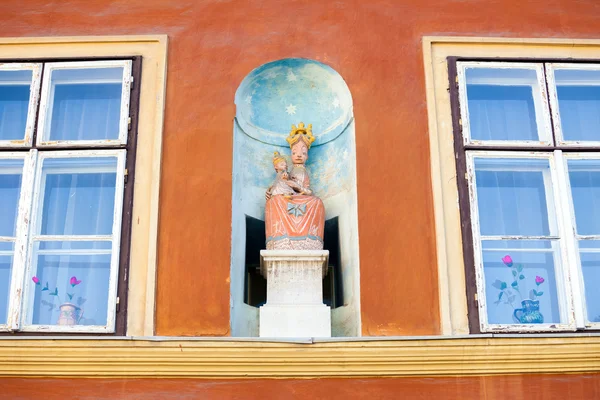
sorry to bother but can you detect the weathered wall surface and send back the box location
[1,0,600,336]
[3,374,600,399]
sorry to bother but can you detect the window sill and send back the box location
[1,334,599,378]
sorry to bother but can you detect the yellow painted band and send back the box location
[1,336,599,378]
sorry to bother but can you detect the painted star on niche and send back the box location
[285,104,297,115]
[286,71,297,82]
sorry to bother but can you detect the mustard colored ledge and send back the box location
[1,335,599,378]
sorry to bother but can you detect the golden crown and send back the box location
[286,122,315,149]
[272,151,286,166]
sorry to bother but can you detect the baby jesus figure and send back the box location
[265,151,303,199]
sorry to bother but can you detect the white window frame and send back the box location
[15,150,126,333]
[561,152,600,329]
[458,60,600,333]
[0,59,133,334]
[1,151,35,331]
[0,63,42,148]
[546,63,600,147]
[466,151,577,332]
[1,150,126,333]
[36,60,132,148]
[457,61,553,147]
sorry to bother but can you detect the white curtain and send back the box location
[49,83,121,141]
[0,85,29,141]
[557,86,600,142]
[468,84,538,141]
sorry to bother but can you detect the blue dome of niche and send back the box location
[235,58,353,146]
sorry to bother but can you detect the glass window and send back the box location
[0,158,24,237]
[0,60,133,334]
[567,159,600,235]
[481,240,562,325]
[474,158,554,237]
[0,242,14,325]
[565,158,600,326]
[29,241,112,327]
[0,64,41,146]
[38,157,118,236]
[579,240,600,324]
[468,155,569,330]
[458,63,551,145]
[455,60,600,332]
[37,61,132,146]
[22,152,124,331]
[0,157,24,325]
[548,65,600,144]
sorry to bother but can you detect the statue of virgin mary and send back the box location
[265,122,325,250]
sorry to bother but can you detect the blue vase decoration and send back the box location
[513,300,544,324]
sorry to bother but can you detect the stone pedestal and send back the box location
[259,250,331,337]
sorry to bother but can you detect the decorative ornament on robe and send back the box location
[265,123,325,250]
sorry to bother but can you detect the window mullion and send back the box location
[553,150,585,328]
[543,63,559,147]
[6,149,37,331]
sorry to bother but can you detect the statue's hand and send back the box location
[265,188,272,201]
[288,180,302,191]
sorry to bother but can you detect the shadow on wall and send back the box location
[230,58,361,337]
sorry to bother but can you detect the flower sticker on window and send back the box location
[70,276,82,287]
[32,275,86,325]
[501,255,513,267]
[492,255,545,324]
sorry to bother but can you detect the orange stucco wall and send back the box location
[3,374,600,399]
[2,0,600,336]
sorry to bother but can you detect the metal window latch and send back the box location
[124,168,129,183]
[474,293,478,302]
[130,76,134,90]
[128,117,132,131]
[116,296,120,312]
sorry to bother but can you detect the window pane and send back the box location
[0,70,32,141]
[45,67,124,141]
[567,159,600,235]
[30,241,111,326]
[554,69,600,142]
[482,240,562,325]
[0,158,24,237]
[580,240,600,323]
[0,243,14,325]
[464,68,544,142]
[474,158,554,236]
[38,157,117,236]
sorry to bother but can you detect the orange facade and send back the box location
[2,0,600,397]
[3,374,600,399]
[2,0,596,337]
[0,0,598,337]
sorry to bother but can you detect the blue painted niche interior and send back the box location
[231,58,360,337]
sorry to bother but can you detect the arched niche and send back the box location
[231,58,360,337]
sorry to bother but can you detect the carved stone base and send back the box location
[266,237,323,250]
[259,250,331,337]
